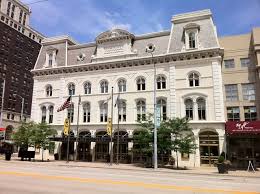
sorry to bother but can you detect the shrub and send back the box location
[218,155,225,163]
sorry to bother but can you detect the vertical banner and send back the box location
[107,118,112,136]
[156,106,161,128]
[64,118,70,136]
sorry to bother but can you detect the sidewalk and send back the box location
[1,155,260,178]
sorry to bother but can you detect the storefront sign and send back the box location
[226,121,260,134]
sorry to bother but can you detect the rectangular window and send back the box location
[7,2,11,16]
[240,58,251,68]
[242,83,255,101]
[11,4,15,18]
[227,107,240,121]
[244,106,257,121]
[225,84,238,101]
[19,10,23,23]
[224,59,235,69]
[48,54,53,66]
[23,13,26,25]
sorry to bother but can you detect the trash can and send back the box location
[54,153,59,160]
[5,152,11,161]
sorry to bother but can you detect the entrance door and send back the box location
[78,131,91,161]
[95,131,109,162]
[199,131,219,166]
[113,131,128,163]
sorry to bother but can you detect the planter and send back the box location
[217,163,228,174]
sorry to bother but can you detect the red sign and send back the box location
[0,128,6,131]
[226,121,260,135]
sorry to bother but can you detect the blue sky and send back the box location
[22,0,260,43]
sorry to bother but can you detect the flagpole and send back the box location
[66,96,72,163]
[75,95,81,161]
[116,93,120,164]
[110,87,114,165]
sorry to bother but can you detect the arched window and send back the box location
[118,79,126,92]
[197,98,206,120]
[185,99,193,120]
[67,104,74,123]
[84,82,91,94]
[189,72,199,87]
[188,32,196,49]
[137,100,146,121]
[100,80,108,94]
[100,103,108,122]
[137,77,145,91]
[46,85,52,97]
[118,101,126,122]
[157,99,167,121]
[83,103,91,123]
[41,106,46,123]
[49,106,54,123]
[68,83,75,96]
[157,75,166,90]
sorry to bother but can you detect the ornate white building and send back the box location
[31,9,225,167]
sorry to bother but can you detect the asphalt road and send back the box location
[0,161,260,194]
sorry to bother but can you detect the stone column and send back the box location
[193,99,198,121]
[193,129,200,167]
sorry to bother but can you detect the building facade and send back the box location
[31,10,226,167]
[219,28,260,168]
[0,0,44,139]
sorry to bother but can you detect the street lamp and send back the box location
[13,94,24,122]
[145,43,158,169]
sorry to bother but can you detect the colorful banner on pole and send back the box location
[107,118,112,136]
[63,118,70,136]
[156,106,161,128]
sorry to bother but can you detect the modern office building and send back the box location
[31,9,226,167]
[0,0,44,139]
[219,28,260,168]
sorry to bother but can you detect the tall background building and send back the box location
[0,0,44,139]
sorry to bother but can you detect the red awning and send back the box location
[226,121,260,135]
[0,128,6,131]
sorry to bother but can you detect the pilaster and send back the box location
[169,64,177,118]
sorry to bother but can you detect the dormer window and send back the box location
[188,32,196,49]
[184,23,200,50]
[45,48,58,68]
[48,53,53,66]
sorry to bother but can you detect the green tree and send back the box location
[32,122,57,161]
[135,116,197,168]
[12,122,36,149]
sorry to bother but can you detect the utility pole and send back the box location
[75,95,81,161]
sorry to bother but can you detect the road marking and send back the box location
[0,171,259,194]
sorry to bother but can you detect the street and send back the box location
[0,161,260,194]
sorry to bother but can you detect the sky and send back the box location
[21,0,260,43]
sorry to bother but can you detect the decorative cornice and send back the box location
[96,29,134,44]
[32,47,223,77]
[172,9,212,24]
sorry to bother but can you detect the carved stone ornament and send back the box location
[77,53,86,61]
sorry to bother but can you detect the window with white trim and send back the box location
[189,72,199,87]
[157,99,167,121]
[100,80,108,93]
[83,103,91,123]
[118,101,126,122]
[67,104,74,123]
[242,83,255,101]
[197,98,206,120]
[49,106,54,124]
[137,100,146,121]
[137,77,145,91]
[46,85,52,97]
[100,103,108,122]
[68,83,75,96]
[188,32,196,49]
[41,106,46,123]
[84,82,91,94]
[118,79,126,92]
[185,99,193,120]
[48,53,53,66]
[157,75,166,90]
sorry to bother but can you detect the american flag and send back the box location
[57,96,72,112]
